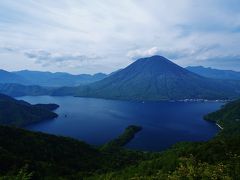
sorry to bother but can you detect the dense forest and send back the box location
[0,93,59,126]
[0,98,239,179]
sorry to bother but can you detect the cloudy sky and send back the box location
[0,0,240,74]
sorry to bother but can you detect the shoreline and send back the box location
[17,95,232,104]
[176,99,230,103]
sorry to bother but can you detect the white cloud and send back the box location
[0,0,240,73]
[127,47,159,59]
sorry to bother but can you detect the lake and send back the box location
[18,96,223,151]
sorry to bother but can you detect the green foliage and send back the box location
[101,125,142,151]
[168,156,231,180]
[0,165,33,180]
[0,125,102,179]
[204,99,240,136]
[0,125,150,179]
[14,165,33,180]
[0,93,59,126]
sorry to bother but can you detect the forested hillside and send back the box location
[0,99,239,179]
[0,93,59,126]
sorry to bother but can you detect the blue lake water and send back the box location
[18,96,223,151]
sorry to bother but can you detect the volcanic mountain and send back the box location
[59,55,239,100]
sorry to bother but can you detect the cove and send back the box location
[18,96,223,151]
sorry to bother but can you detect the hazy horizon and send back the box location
[1,55,240,75]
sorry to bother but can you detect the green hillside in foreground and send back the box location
[0,99,239,179]
[0,93,59,126]
[204,99,240,136]
[0,125,150,179]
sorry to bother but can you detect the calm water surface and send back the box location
[18,96,223,151]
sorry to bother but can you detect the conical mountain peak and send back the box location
[72,55,240,101]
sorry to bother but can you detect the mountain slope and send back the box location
[14,70,108,87]
[0,125,147,179]
[0,70,28,84]
[0,93,59,126]
[72,56,240,100]
[204,99,240,136]
[0,83,54,97]
[0,125,102,178]
[2,56,240,100]
[186,66,240,80]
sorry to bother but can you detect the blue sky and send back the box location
[0,0,240,74]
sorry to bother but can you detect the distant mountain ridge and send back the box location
[68,55,240,100]
[1,56,240,100]
[186,66,240,80]
[0,69,28,84]
[0,69,108,87]
[0,83,54,97]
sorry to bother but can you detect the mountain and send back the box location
[186,66,240,80]
[0,93,59,126]
[2,56,240,100]
[0,69,28,84]
[0,69,107,87]
[66,55,240,100]
[13,70,108,87]
[0,83,54,97]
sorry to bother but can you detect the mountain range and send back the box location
[1,55,240,100]
[0,83,54,97]
[0,70,107,87]
[59,55,240,100]
[0,70,28,84]
[2,65,240,88]
[186,66,240,80]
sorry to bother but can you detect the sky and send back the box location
[0,0,240,74]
